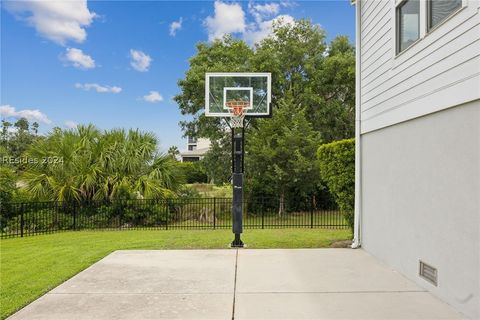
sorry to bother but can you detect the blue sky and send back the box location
[1,0,354,152]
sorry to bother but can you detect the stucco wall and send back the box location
[196,138,211,150]
[360,100,480,319]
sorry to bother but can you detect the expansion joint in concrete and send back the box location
[231,249,239,320]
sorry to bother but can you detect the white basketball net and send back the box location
[226,101,248,128]
[229,113,246,128]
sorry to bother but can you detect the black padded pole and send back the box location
[231,127,244,247]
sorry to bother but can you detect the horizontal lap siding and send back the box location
[360,0,480,133]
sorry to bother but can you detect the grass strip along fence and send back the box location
[0,197,348,238]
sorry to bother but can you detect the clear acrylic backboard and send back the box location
[205,72,271,117]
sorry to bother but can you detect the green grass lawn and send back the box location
[0,228,351,319]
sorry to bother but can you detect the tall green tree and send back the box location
[246,97,321,214]
[252,19,326,110]
[31,122,39,135]
[1,120,12,147]
[1,118,42,160]
[200,137,232,185]
[255,27,355,141]
[167,146,180,160]
[310,35,356,141]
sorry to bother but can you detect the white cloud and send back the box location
[0,105,51,124]
[4,0,96,45]
[64,120,78,129]
[143,91,163,103]
[244,14,295,44]
[75,83,122,93]
[62,48,95,69]
[203,1,295,45]
[169,18,183,36]
[253,3,280,15]
[204,1,246,41]
[129,49,152,72]
[249,3,280,23]
[279,0,298,8]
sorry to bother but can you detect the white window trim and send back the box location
[419,0,427,38]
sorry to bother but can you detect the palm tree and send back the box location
[167,146,180,160]
[22,125,181,202]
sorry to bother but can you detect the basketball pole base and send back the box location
[231,233,244,248]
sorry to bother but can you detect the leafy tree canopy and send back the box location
[200,136,232,185]
[1,118,42,161]
[167,146,180,160]
[174,19,355,143]
[175,19,355,199]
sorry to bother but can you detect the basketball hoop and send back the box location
[226,100,248,128]
[204,73,272,248]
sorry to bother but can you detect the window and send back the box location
[188,145,196,151]
[397,0,420,53]
[396,0,465,55]
[428,0,462,30]
[188,137,197,144]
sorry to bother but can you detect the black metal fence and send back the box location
[0,197,348,238]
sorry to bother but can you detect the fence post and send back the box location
[261,203,265,230]
[310,196,314,229]
[72,202,77,231]
[119,200,123,230]
[213,197,216,230]
[165,200,169,230]
[20,203,24,237]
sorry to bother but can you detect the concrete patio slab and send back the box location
[8,249,465,320]
[8,293,232,320]
[235,292,463,319]
[235,249,420,293]
[51,250,236,294]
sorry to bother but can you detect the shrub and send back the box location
[5,210,73,234]
[77,201,173,228]
[0,167,16,199]
[317,138,355,230]
[177,185,201,199]
[175,162,208,184]
[186,183,232,198]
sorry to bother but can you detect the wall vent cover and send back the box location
[419,260,438,286]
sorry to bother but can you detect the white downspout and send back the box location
[352,0,362,249]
